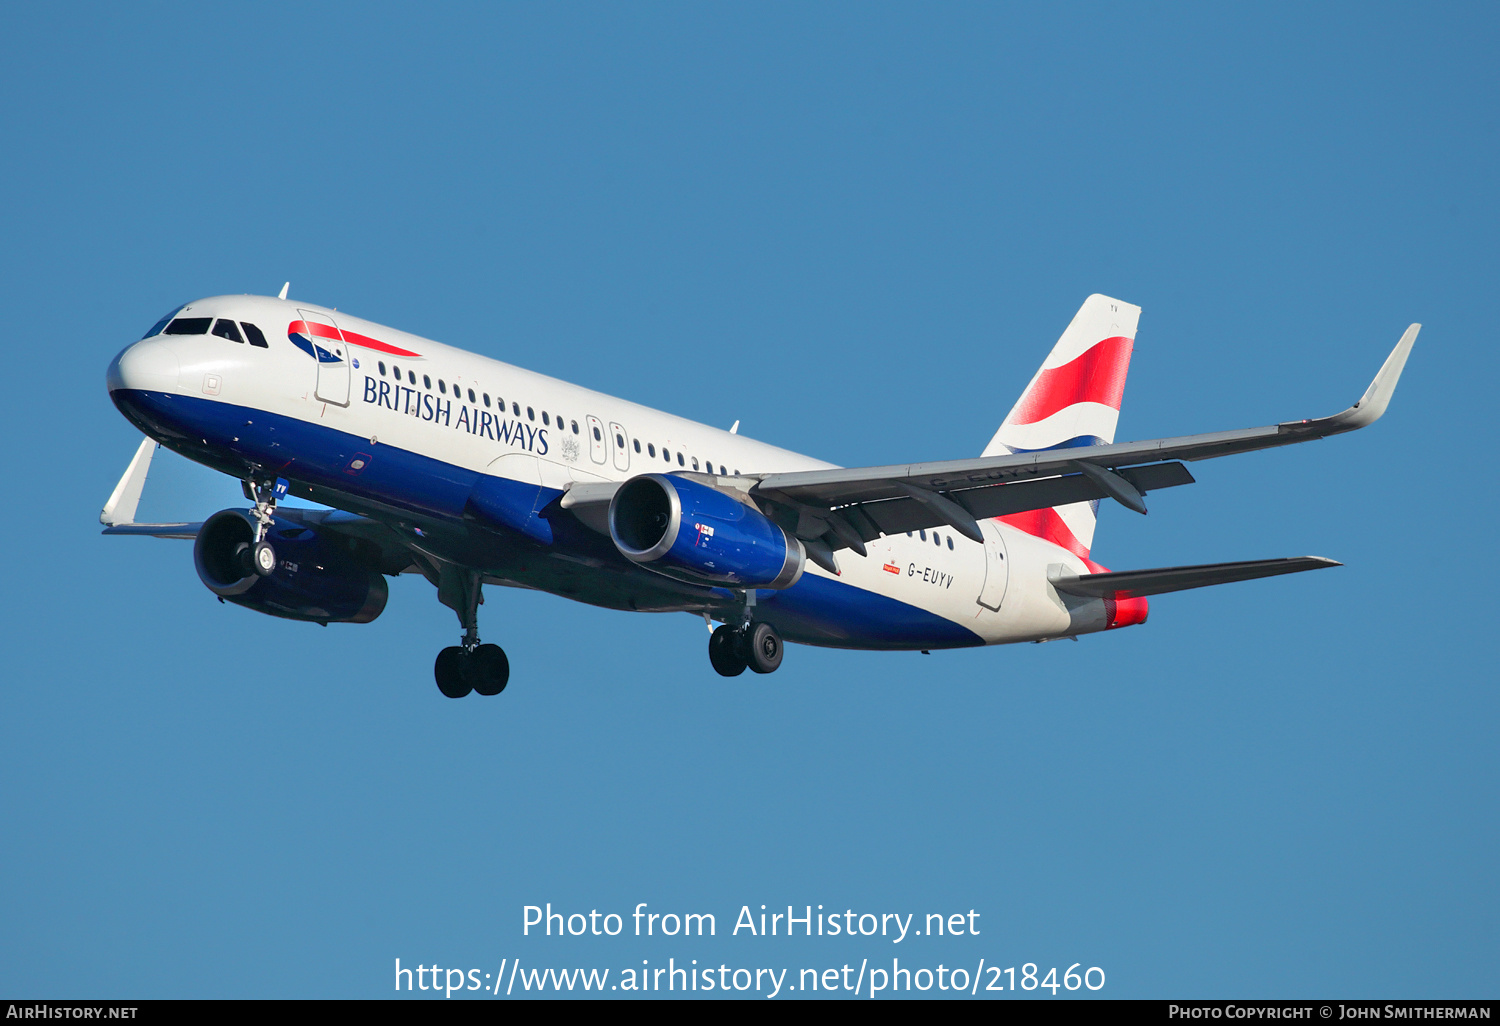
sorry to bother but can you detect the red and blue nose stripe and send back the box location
[287,319,422,362]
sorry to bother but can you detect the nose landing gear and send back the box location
[241,474,281,576]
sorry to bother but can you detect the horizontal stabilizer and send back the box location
[1051,556,1340,599]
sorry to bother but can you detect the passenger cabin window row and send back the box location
[635,438,730,474]
[371,360,584,436]
[907,530,957,550]
[144,313,741,473]
[163,317,268,348]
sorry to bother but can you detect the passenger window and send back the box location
[647,444,655,457]
[378,361,387,376]
[423,375,432,389]
[555,413,563,427]
[947,537,954,550]
[513,403,520,416]
[164,317,212,335]
[241,322,269,348]
[634,439,641,453]
[211,319,244,343]
[438,380,446,394]
[527,407,534,421]
[409,371,416,384]
[678,453,685,466]
[692,458,699,471]
[615,433,624,448]
[542,412,550,425]
[593,426,602,441]
[571,420,579,434]
[663,449,671,462]
[934,533,942,546]
[468,389,476,403]
[919,530,927,541]
[483,394,490,407]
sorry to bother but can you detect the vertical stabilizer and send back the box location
[982,294,1140,558]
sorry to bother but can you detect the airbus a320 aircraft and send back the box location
[103,291,1417,698]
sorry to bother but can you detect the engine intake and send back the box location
[608,474,804,589]
[193,509,388,623]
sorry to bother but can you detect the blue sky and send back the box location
[1,2,1495,999]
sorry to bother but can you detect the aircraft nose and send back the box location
[107,339,180,394]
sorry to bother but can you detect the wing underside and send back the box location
[736,324,1418,562]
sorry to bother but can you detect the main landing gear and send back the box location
[433,565,509,699]
[708,621,784,677]
[434,643,509,699]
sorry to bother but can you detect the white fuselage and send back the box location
[109,294,1108,649]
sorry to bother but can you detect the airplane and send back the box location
[102,291,1418,698]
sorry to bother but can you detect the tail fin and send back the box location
[982,294,1140,560]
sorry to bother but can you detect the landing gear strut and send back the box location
[242,474,279,577]
[433,565,509,698]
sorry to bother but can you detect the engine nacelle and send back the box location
[608,474,804,589]
[193,509,388,624]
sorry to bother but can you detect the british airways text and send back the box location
[363,376,549,454]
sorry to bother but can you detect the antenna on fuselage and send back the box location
[729,420,740,434]
[278,282,289,300]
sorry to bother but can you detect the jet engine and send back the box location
[193,509,388,624]
[608,474,804,589]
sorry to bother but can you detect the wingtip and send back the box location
[1308,324,1419,433]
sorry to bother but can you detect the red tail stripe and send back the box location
[288,320,421,358]
[998,508,1091,560]
[1106,595,1149,629]
[1007,335,1133,426]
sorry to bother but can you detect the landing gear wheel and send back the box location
[434,647,473,698]
[468,643,510,696]
[746,622,783,674]
[709,624,748,677]
[251,540,277,576]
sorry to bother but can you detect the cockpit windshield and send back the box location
[159,314,270,348]
[164,317,213,335]
[141,305,185,339]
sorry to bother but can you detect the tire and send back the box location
[252,540,277,577]
[746,622,783,674]
[434,647,472,698]
[469,644,510,696]
[708,625,748,677]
